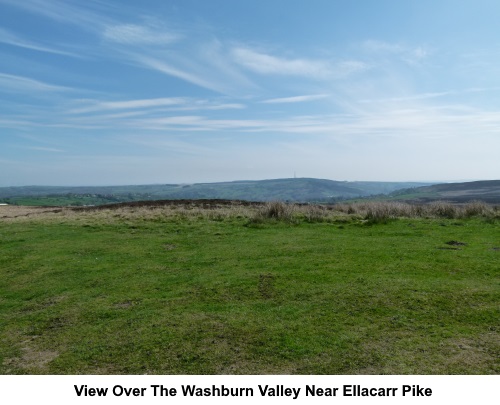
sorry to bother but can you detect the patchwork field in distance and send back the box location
[1,201,498,374]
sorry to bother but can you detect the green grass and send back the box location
[0,209,498,374]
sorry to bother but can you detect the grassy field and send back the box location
[0,202,498,374]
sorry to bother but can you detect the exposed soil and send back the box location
[0,205,63,218]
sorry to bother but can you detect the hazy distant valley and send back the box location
[1,178,499,206]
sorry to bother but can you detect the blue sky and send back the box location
[1,0,499,186]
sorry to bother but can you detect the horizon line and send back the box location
[1,177,497,188]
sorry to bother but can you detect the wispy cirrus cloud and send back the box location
[114,103,500,142]
[103,24,181,45]
[262,94,330,104]
[0,0,112,31]
[119,134,217,156]
[130,54,230,93]
[0,72,73,93]
[70,97,188,114]
[0,27,81,57]
[26,146,64,153]
[189,103,245,111]
[232,47,331,78]
[125,51,254,95]
[359,87,500,104]
[363,39,404,53]
[232,47,368,79]
[63,98,247,128]
[196,39,258,93]
[102,28,257,95]
[46,106,498,138]
[2,2,255,95]
[362,39,431,65]
[360,91,452,104]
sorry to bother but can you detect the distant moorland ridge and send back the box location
[1,178,499,205]
[389,180,500,204]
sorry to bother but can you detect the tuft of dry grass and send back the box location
[251,201,297,223]
[301,204,328,222]
[427,201,457,219]
[461,200,494,218]
[332,200,498,221]
[332,201,417,222]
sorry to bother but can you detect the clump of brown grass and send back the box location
[365,202,416,223]
[251,201,296,223]
[301,204,328,222]
[461,200,494,218]
[427,201,457,219]
[332,201,417,222]
[331,200,498,221]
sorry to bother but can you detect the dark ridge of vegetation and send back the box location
[388,180,500,204]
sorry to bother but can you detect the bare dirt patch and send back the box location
[3,339,58,373]
[442,335,499,373]
[113,300,139,309]
[0,205,65,219]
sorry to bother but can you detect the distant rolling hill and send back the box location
[0,178,432,206]
[389,180,500,204]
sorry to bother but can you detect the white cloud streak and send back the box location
[262,94,330,104]
[232,47,368,79]
[128,54,229,94]
[103,24,180,45]
[107,37,257,95]
[118,135,217,156]
[362,39,431,65]
[0,72,73,93]
[232,47,332,78]
[0,0,112,31]
[70,98,188,114]
[115,105,500,141]
[27,146,64,153]
[359,87,500,104]
[0,27,81,57]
